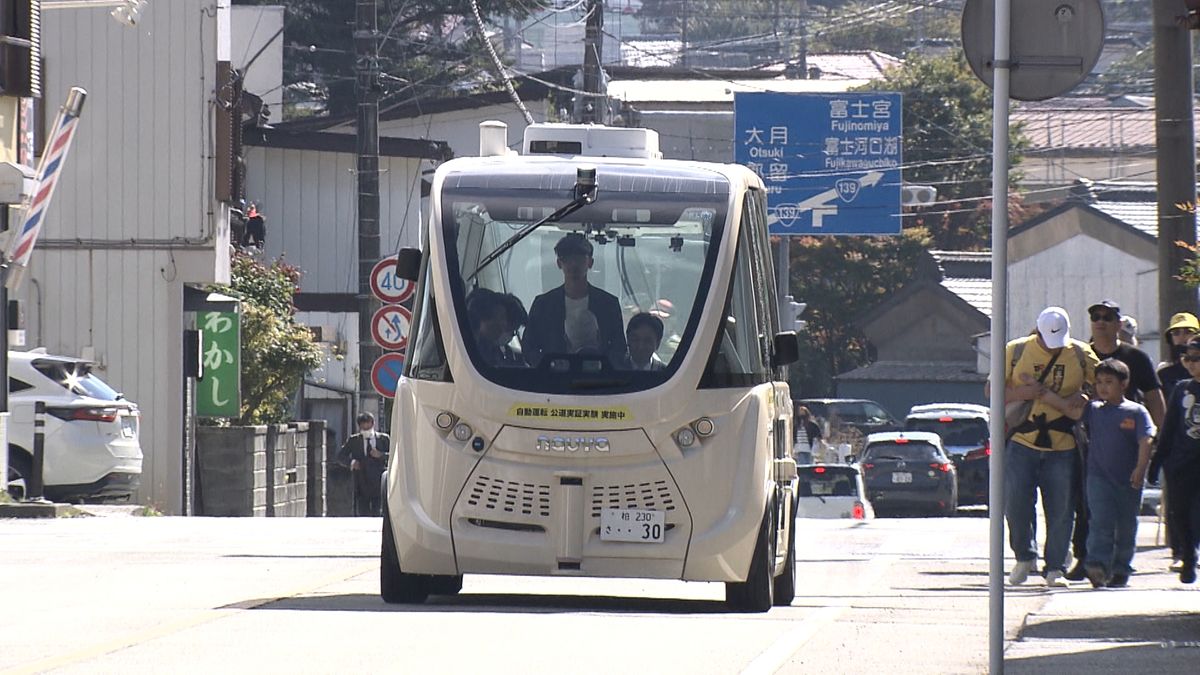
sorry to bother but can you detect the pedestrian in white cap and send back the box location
[993,306,1099,587]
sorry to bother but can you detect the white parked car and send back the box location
[795,464,874,520]
[4,350,142,502]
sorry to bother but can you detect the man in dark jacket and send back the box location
[522,233,626,367]
[339,412,390,516]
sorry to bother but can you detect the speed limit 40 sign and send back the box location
[370,256,415,304]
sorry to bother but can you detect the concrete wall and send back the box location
[197,424,310,517]
[18,1,232,512]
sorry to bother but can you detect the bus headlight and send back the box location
[435,411,457,430]
[676,427,697,448]
[453,422,474,442]
[692,417,715,437]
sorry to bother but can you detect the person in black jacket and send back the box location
[339,412,391,517]
[522,233,626,367]
[1149,336,1200,583]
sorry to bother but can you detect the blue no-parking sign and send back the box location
[734,92,903,236]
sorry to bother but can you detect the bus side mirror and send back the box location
[395,247,422,282]
[772,331,800,367]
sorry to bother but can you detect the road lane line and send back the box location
[740,557,893,675]
[2,562,377,675]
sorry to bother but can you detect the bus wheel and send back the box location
[725,508,775,612]
[772,511,796,606]
[381,507,431,604]
[429,574,463,596]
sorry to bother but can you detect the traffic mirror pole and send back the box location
[987,0,1011,671]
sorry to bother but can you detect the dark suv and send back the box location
[797,398,900,438]
[904,403,990,506]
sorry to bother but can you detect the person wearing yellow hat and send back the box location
[1154,311,1200,573]
[1158,312,1200,402]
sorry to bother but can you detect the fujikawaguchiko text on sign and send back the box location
[197,311,242,418]
[734,92,903,235]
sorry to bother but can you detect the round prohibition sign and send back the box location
[370,256,415,304]
[371,304,412,352]
[371,353,406,398]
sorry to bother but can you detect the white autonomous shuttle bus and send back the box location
[384,122,801,611]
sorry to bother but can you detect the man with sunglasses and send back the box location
[1063,300,1165,582]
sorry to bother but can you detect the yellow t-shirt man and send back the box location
[1005,334,1099,451]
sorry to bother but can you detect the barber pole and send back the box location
[4,87,88,290]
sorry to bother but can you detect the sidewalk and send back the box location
[1005,516,1200,673]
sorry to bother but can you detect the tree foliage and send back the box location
[220,252,324,425]
[857,52,1030,251]
[235,0,534,118]
[786,228,932,397]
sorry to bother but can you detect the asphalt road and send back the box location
[0,513,1051,674]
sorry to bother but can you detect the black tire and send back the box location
[380,505,430,604]
[6,451,31,500]
[429,574,464,596]
[726,507,775,612]
[772,505,796,606]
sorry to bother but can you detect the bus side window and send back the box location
[700,203,770,389]
[407,252,453,383]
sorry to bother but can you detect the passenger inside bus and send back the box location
[466,288,524,366]
[522,233,627,366]
[626,312,666,371]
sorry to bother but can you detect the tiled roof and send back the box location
[1090,199,1200,240]
[836,361,986,383]
[943,278,992,318]
[1013,107,1164,151]
[929,250,992,317]
[803,52,903,81]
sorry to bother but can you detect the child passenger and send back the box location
[1080,358,1155,588]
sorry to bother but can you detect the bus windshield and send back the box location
[439,163,729,395]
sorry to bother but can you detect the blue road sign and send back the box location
[734,92,903,236]
[371,353,406,398]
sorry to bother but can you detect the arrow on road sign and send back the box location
[793,171,884,228]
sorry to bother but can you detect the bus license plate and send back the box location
[892,472,912,484]
[600,509,665,543]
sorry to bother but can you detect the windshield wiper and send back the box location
[874,455,905,461]
[467,167,598,283]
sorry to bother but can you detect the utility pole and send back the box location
[680,0,689,68]
[581,0,604,124]
[355,0,382,416]
[1155,0,1197,361]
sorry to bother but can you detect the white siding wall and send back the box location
[242,148,422,293]
[329,101,550,160]
[15,2,231,512]
[1008,234,1157,347]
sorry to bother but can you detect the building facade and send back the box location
[16,1,235,512]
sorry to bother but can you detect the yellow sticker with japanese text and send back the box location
[509,404,634,423]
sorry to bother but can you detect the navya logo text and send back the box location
[536,436,611,453]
